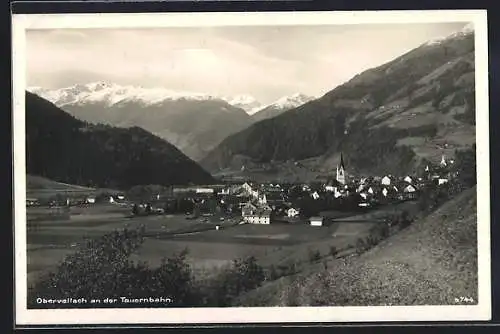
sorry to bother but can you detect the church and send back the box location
[336,153,346,185]
[325,153,348,197]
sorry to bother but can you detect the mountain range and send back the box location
[28,84,314,161]
[25,91,215,190]
[201,24,476,181]
[251,93,316,122]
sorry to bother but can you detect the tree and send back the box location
[28,228,202,308]
[29,228,146,307]
[454,145,476,188]
[201,256,266,307]
[132,204,139,216]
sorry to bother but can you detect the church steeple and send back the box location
[336,152,346,185]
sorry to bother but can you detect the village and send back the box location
[27,152,458,229]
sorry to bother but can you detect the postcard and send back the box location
[12,9,490,326]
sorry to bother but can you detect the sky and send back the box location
[26,22,468,104]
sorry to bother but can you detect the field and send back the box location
[236,187,478,307]
[26,198,416,288]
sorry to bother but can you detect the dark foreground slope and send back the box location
[25,92,215,189]
[237,186,478,306]
[202,30,475,178]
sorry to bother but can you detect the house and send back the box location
[241,202,257,217]
[26,198,39,206]
[404,184,417,193]
[402,184,418,200]
[86,196,96,204]
[117,195,125,200]
[403,176,413,184]
[438,178,449,185]
[381,176,392,186]
[257,193,268,205]
[309,216,324,227]
[311,191,320,200]
[196,188,214,194]
[242,206,272,225]
[440,154,447,167]
[325,178,341,192]
[287,207,300,218]
[218,188,230,195]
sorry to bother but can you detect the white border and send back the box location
[13,10,491,325]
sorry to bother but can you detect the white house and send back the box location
[242,203,271,225]
[196,188,214,194]
[368,187,374,195]
[440,154,447,167]
[382,188,389,197]
[325,185,335,192]
[404,184,417,193]
[109,196,115,203]
[218,188,230,195]
[242,182,252,193]
[287,208,300,218]
[404,176,413,184]
[244,211,271,225]
[438,178,449,185]
[311,191,320,200]
[258,194,268,205]
[381,176,391,186]
[117,195,125,200]
[356,183,366,193]
[309,216,324,227]
[86,196,96,204]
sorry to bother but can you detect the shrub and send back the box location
[308,249,321,263]
[355,239,368,255]
[29,229,268,308]
[329,245,339,257]
[201,256,266,306]
[29,227,147,307]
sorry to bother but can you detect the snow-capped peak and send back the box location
[27,82,223,108]
[265,93,316,110]
[222,94,263,114]
[422,23,474,46]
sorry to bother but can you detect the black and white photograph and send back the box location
[13,10,490,325]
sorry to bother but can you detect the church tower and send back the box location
[336,153,346,185]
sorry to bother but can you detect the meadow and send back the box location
[26,199,398,289]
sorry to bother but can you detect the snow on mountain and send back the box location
[251,93,316,121]
[265,93,316,110]
[423,23,474,46]
[27,83,318,117]
[222,94,263,115]
[28,81,223,108]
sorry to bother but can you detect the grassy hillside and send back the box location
[26,92,215,190]
[236,186,478,306]
[202,31,475,178]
